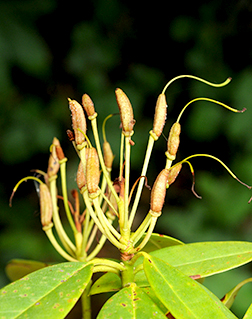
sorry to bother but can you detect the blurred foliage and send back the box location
[0,0,252,317]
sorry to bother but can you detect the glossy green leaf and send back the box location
[90,272,121,295]
[243,303,252,319]
[97,282,167,319]
[141,287,167,314]
[0,262,93,319]
[151,242,252,277]
[143,255,237,319]
[5,259,49,282]
[136,233,183,253]
[221,278,252,309]
[134,241,252,287]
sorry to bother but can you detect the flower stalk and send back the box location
[10,74,251,265]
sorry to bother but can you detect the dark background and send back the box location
[1,0,252,317]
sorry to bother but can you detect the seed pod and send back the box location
[47,138,60,178]
[167,122,181,157]
[86,147,100,194]
[115,88,135,134]
[76,161,86,190]
[153,93,167,138]
[168,164,182,186]
[150,169,169,214]
[68,98,87,145]
[55,143,65,161]
[82,93,96,117]
[103,141,114,170]
[40,183,53,227]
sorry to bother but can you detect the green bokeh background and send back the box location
[0,0,252,317]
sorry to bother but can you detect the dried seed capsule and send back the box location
[115,88,135,134]
[68,98,87,145]
[167,122,181,158]
[150,169,169,214]
[168,164,182,186]
[152,93,167,138]
[40,183,53,227]
[47,138,60,178]
[103,141,114,170]
[76,161,86,190]
[86,147,100,194]
[82,93,96,117]
[55,142,65,161]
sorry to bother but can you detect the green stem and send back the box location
[121,262,135,287]
[49,176,76,255]
[59,159,78,234]
[100,187,119,217]
[89,258,126,273]
[176,97,244,123]
[86,232,107,262]
[119,131,124,182]
[179,154,240,180]
[122,135,131,236]
[132,216,157,253]
[44,226,78,262]
[81,280,92,319]
[128,134,155,228]
[93,197,121,247]
[83,190,126,250]
[90,117,119,203]
[86,211,115,261]
[85,219,96,252]
[162,75,231,94]
[130,212,152,245]
[80,209,91,258]
[85,224,98,254]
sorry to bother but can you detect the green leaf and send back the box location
[243,303,252,319]
[151,241,252,277]
[5,259,49,282]
[141,287,168,314]
[221,277,252,309]
[143,254,237,319]
[90,272,122,295]
[134,241,252,288]
[97,283,167,319]
[136,233,183,253]
[134,241,252,286]
[0,262,93,319]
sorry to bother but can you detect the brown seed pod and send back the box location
[115,88,135,134]
[167,122,181,157]
[103,141,114,170]
[40,183,53,227]
[150,169,169,213]
[168,164,182,186]
[86,147,100,194]
[82,93,96,117]
[55,144,65,161]
[68,98,87,145]
[76,161,86,190]
[152,93,167,138]
[47,138,60,178]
